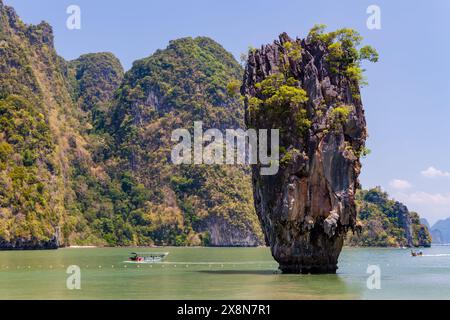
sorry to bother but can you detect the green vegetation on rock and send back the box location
[0,3,263,247]
[247,71,311,139]
[100,36,263,246]
[308,24,378,87]
[0,1,427,250]
[347,188,431,247]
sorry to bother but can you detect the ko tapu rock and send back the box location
[242,27,377,273]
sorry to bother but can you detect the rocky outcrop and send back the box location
[394,202,414,247]
[242,32,368,273]
[206,216,261,247]
[0,236,58,250]
[395,201,431,247]
[347,188,431,247]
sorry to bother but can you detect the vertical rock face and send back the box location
[394,202,414,247]
[242,32,368,273]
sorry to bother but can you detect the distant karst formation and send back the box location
[430,219,450,244]
[242,30,373,273]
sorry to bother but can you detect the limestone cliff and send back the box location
[242,28,376,273]
[0,1,264,248]
[347,188,431,247]
[0,3,91,247]
[102,37,264,246]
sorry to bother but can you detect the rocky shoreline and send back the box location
[0,237,59,250]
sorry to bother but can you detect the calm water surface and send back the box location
[1,246,450,299]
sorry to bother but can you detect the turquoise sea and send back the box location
[1,246,450,299]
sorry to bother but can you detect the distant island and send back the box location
[425,218,450,245]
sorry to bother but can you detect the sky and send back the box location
[4,0,450,225]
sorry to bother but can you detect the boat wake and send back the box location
[421,254,450,257]
[123,261,159,264]
[122,261,275,265]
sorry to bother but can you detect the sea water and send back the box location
[0,246,449,299]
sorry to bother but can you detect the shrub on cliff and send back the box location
[308,24,378,86]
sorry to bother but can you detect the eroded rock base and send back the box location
[272,228,344,274]
[280,264,338,274]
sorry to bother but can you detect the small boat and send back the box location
[124,252,169,264]
[411,250,423,257]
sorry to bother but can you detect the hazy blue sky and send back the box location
[4,0,450,224]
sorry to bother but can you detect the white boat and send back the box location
[123,252,169,264]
